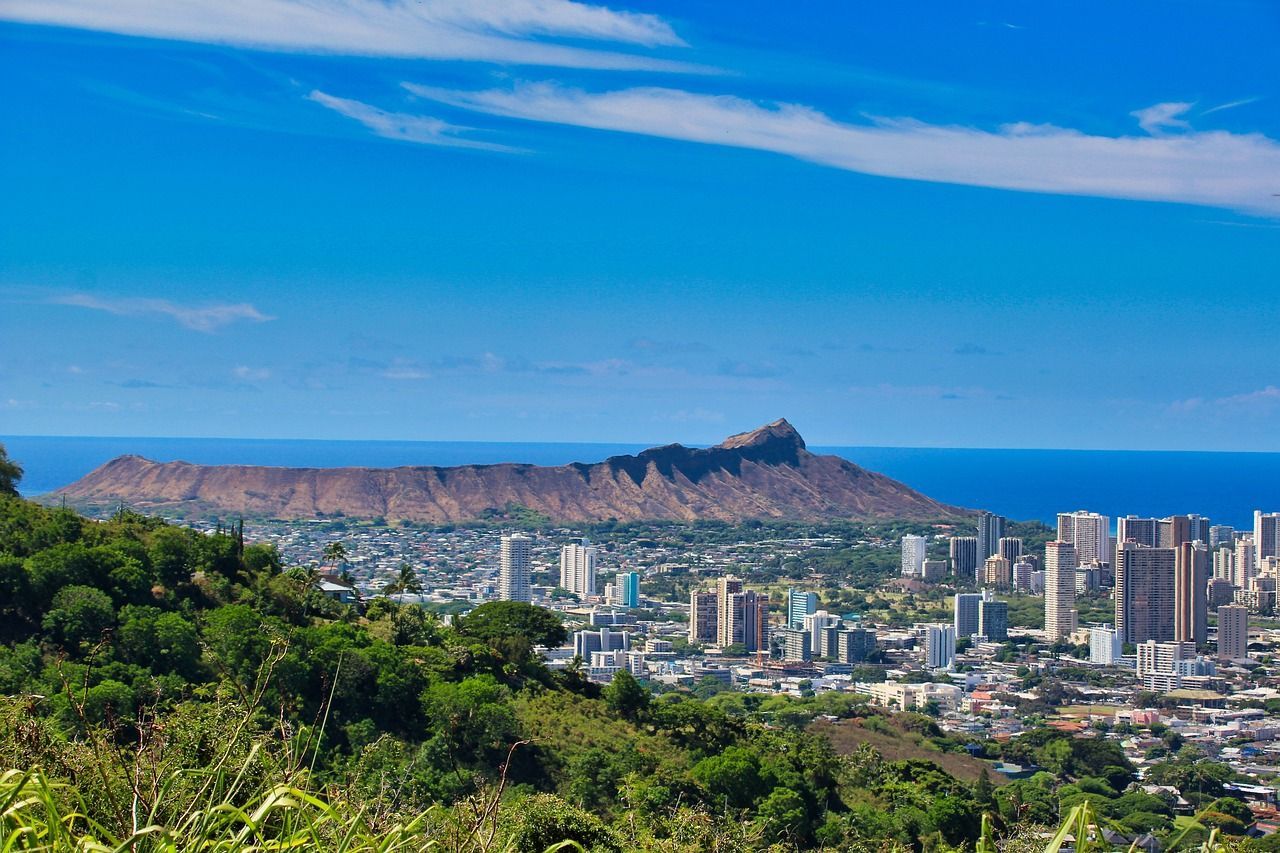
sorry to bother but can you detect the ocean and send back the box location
[4,434,1279,529]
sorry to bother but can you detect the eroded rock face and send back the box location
[53,419,969,522]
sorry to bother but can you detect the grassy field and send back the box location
[810,717,1004,784]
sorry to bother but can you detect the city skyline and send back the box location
[3,2,1280,450]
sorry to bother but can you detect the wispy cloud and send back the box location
[0,0,692,72]
[1201,97,1263,117]
[1171,385,1280,414]
[308,91,519,151]
[1130,101,1192,135]
[408,83,1280,216]
[232,365,271,381]
[52,293,274,332]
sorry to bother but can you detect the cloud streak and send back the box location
[409,83,1280,216]
[53,293,274,332]
[0,0,692,72]
[308,91,520,151]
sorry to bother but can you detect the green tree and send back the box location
[602,668,650,721]
[41,584,115,649]
[0,443,22,496]
[756,786,810,844]
[322,541,348,566]
[456,601,567,648]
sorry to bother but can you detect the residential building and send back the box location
[1209,525,1235,550]
[901,535,928,577]
[954,591,987,637]
[1013,559,1034,592]
[804,610,840,657]
[617,571,640,608]
[977,512,1007,560]
[1117,516,1159,549]
[978,598,1008,641]
[925,623,957,670]
[1044,541,1078,641]
[718,578,768,652]
[1256,511,1280,561]
[573,627,629,660]
[949,536,979,580]
[1174,541,1209,645]
[1116,542,1176,644]
[559,539,598,597]
[997,536,1024,567]
[835,627,877,664]
[1218,604,1248,661]
[921,559,948,582]
[1089,626,1122,665]
[498,533,532,602]
[983,555,1012,589]
[779,628,812,662]
[1158,515,1192,549]
[689,591,718,644]
[787,588,817,628]
[1058,511,1111,566]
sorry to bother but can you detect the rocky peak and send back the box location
[716,418,806,452]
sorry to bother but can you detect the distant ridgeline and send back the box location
[49,419,970,523]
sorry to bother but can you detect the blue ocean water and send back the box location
[3,435,1278,529]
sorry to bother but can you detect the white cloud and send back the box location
[232,365,271,381]
[53,293,274,332]
[1,0,691,71]
[1130,101,1192,135]
[1201,97,1263,116]
[308,91,519,151]
[408,83,1280,216]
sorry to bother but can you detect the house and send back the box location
[317,580,357,604]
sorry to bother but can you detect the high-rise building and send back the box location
[997,536,1024,566]
[1136,640,1196,677]
[1044,541,1078,641]
[617,572,641,608]
[954,591,987,637]
[559,539,598,597]
[1013,559,1034,592]
[1058,511,1110,566]
[1115,542,1176,644]
[977,512,1007,560]
[779,628,812,662]
[949,536,979,580]
[1209,525,1236,550]
[717,577,768,652]
[982,555,1012,589]
[978,599,1008,641]
[1188,515,1211,545]
[689,591,718,644]
[1117,516,1159,549]
[921,560,948,582]
[1213,546,1237,585]
[1237,536,1258,590]
[1158,515,1192,549]
[573,627,628,659]
[498,533,532,602]
[1218,604,1248,661]
[804,610,840,657]
[786,588,817,628]
[1089,626,1122,665]
[835,627,877,664]
[1255,511,1280,561]
[924,623,956,670]
[1175,541,1209,645]
[901,535,928,577]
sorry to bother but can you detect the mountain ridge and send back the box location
[51,419,970,522]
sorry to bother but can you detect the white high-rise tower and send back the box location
[559,539,598,596]
[1044,541,1078,641]
[499,533,532,603]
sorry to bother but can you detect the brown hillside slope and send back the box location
[53,419,969,523]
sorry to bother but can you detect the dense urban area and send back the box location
[4,442,1280,851]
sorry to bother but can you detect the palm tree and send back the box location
[397,562,423,595]
[322,541,348,567]
[0,443,23,497]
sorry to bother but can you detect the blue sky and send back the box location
[2,1,1279,450]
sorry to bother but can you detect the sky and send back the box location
[2,0,1279,450]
